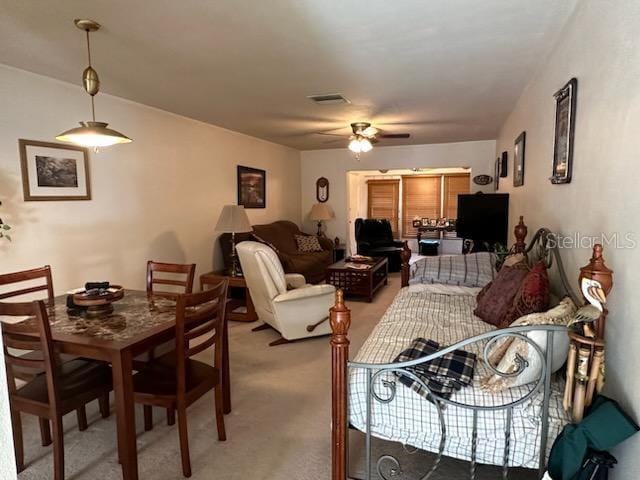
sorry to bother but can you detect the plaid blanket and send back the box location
[394,338,477,400]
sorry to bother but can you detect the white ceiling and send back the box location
[0,1,577,150]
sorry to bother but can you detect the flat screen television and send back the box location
[456,193,509,246]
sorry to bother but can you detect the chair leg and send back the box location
[177,407,192,477]
[143,406,153,431]
[39,417,52,446]
[214,387,227,441]
[167,408,175,426]
[98,393,110,418]
[52,415,65,480]
[10,407,24,472]
[76,406,88,431]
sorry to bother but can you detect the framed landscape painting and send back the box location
[237,165,266,208]
[19,140,91,201]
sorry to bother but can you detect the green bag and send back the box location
[575,451,617,480]
[547,396,639,480]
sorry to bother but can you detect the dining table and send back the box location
[13,289,232,480]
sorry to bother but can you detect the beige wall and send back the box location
[300,140,496,244]
[495,1,640,475]
[0,64,301,290]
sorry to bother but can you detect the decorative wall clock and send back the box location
[316,177,329,203]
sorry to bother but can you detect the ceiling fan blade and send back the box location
[315,132,345,137]
[379,133,411,139]
[322,139,346,145]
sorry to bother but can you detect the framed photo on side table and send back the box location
[513,131,526,187]
[19,139,91,201]
[237,165,266,208]
[551,78,578,184]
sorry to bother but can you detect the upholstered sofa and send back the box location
[220,220,334,284]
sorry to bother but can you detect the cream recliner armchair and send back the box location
[236,241,335,345]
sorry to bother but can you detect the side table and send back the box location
[200,270,258,322]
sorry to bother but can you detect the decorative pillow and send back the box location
[473,264,528,327]
[294,234,323,252]
[482,297,577,392]
[410,252,497,288]
[503,261,550,326]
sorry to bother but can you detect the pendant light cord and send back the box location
[85,29,96,122]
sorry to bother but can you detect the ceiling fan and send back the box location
[319,122,410,154]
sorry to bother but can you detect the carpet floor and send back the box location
[16,274,536,479]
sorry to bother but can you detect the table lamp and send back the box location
[215,205,252,276]
[309,203,334,236]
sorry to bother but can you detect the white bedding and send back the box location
[348,285,570,469]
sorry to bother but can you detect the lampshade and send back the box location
[309,203,334,221]
[56,121,132,147]
[215,205,252,233]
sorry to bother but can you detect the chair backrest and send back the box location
[174,279,228,394]
[146,261,196,298]
[236,242,288,322]
[0,300,59,409]
[0,266,54,305]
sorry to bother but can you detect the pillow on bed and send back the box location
[503,261,550,326]
[481,297,577,392]
[473,264,528,327]
[410,252,497,287]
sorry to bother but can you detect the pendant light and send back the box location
[56,19,132,149]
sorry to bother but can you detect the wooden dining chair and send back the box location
[146,261,196,299]
[0,266,108,445]
[1,300,113,479]
[133,279,229,477]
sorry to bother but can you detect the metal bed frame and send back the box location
[329,217,613,480]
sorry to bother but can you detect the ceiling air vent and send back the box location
[307,93,351,105]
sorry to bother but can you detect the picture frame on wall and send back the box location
[19,139,91,201]
[513,131,526,187]
[237,165,266,208]
[551,78,578,184]
[500,151,508,177]
[494,158,500,190]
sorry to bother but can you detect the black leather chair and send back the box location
[354,218,404,272]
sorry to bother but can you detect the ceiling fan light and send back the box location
[56,121,132,147]
[348,138,363,153]
[360,138,373,152]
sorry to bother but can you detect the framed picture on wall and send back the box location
[19,139,91,201]
[500,151,508,177]
[494,158,500,190]
[513,131,526,187]
[551,78,578,184]
[237,165,266,208]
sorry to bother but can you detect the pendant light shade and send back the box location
[57,121,132,147]
[56,19,132,148]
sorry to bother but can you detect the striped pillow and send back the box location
[410,252,497,288]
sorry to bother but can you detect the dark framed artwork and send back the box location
[494,158,500,190]
[551,78,578,184]
[19,139,91,201]
[237,165,266,208]
[500,151,508,177]
[513,131,526,187]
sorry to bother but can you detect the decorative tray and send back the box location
[71,285,124,317]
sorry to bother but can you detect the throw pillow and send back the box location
[503,261,550,326]
[410,252,497,288]
[294,234,323,252]
[481,297,577,392]
[502,252,527,268]
[473,264,528,327]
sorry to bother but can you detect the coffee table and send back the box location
[325,257,388,302]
